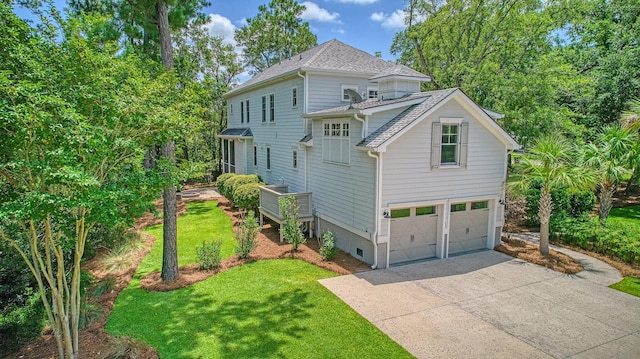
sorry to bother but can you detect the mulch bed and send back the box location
[496,236,584,274]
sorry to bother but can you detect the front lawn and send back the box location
[106,201,411,358]
[610,277,640,297]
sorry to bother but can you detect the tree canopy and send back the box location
[234,0,317,74]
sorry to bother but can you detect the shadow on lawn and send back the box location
[110,284,313,358]
[610,205,640,221]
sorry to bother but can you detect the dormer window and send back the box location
[342,85,358,102]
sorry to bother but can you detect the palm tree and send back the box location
[510,134,597,254]
[621,98,640,194]
[582,126,636,222]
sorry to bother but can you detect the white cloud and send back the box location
[370,9,406,30]
[204,13,237,46]
[301,2,341,23]
[335,0,378,4]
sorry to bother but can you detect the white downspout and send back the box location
[367,150,380,269]
[298,71,309,192]
[354,113,367,138]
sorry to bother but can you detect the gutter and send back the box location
[367,150,380,270]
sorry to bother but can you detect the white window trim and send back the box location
[269,93,275,123]
[229,103,233,115]
[292,149,298,170]
[341,84,358,102]
[253,145,258,168]
[367,85,378,99]
[431,119,468,169]
[266,146,271,171]
[261,95,267,123]
[245,99,250,123]
[292,87,298,108]
[322,120,351,165]
[440,117,463,125]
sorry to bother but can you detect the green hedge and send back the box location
[225,175,261,201]
[525,179,595,226]
[233,182,264,213]
[215,173,237,199]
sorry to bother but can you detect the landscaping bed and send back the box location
[496,237,584,274]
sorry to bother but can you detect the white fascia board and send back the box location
[304,110,356,120]
[454,94,520,150]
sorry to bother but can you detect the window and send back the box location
[229,103,233,114]
[322,121,350,165]
[367,86,378,99]
[253,145,258,167]
[266,147,271,170]
[441,124,458,164]
[390,208,410,218]
[261,96,266,122]
[269,93,275,122]
[471,201,488,210]
[342,85,358,101]
[292,87,298,108]
[416,206,436,216]
[292,150,298,169]
[240,101,244,123]
[431,121,469,169]
[451,203,466,212]
[245,100,250,123]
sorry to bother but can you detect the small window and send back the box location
[253,145,258,167]
[292,87,298,108]
[416,206,436,216]
[323,123,330,136]
[269,93,275,122]
[266,147,271,170]
[261,96,266,122]
[292,150,298,169]
[342,84,358,101]
[451,203,466,212]
[367,86,378,99]
[240,101,244,123]
[229,103,233,114]
[245,99,250,123]
[391,208,410,218]
[471,201,488,210]
[441,124,458,164]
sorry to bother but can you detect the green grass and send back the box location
[106,201,411,358]
[610,277,640,297]
[609,205,640,228]
[143,201,236,272]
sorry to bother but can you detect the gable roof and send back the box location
[350,88,519,151]
[225,39,429,98]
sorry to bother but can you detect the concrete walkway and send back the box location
[319,245,640,358]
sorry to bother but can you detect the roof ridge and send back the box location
[302,39,337,67]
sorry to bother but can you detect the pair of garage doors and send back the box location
[389,201,489,264]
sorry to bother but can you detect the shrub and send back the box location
[319,231,339,261]
[216,173,237,199]
[226,174,261,202]
[235,211,261,259]
[196,240,223,270]
[0,289,45,354]
[234,182,264,212]
[279,195,306,251]
[524,179,595,226]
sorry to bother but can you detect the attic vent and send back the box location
[345,89,363,103]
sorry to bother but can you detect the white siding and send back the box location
[226,76,306,191]
[307,118,376,235]
[307,73,377,112]
[382,99,507,206]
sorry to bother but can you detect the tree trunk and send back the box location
[598,181,616,223]
[157,0,179,281]
[538,188,552,255]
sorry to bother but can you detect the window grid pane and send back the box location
[269,94,275,122]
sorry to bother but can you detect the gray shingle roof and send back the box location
[306,92,431,116]
[218,127,253,137]
[226,39,427,96]
[356,88,458,149]
[369,63,430,81]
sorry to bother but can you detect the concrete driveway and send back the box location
[319,250,640,358]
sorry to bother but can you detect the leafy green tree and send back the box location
[235,0,317,74]
[0,7,168,358]
[278,195,305,252]
[582,126,636,222]
[509,134,597,254]
[621,98,640,193]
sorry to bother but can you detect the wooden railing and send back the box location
[259,185,313,242]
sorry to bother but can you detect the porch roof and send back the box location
[218,127,253,139]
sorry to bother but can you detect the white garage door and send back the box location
[390,206,438,264]
[449,201,489,255]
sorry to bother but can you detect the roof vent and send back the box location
[345,89,363,104]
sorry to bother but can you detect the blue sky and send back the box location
[204,0,408,60]
[15,0,410,81]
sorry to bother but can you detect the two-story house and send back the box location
[220,39,519,269]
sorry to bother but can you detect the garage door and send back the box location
[449,201,489,255]
[390,206,438,264]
